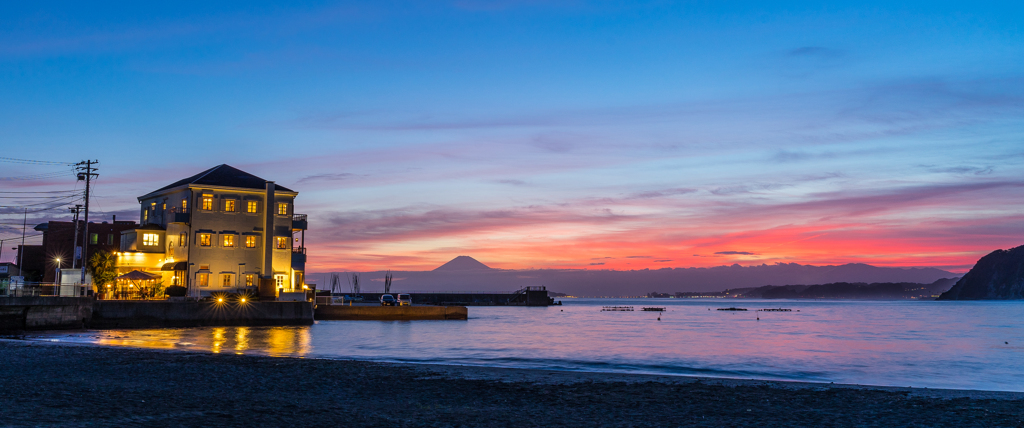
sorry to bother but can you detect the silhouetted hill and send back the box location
[939,245,1024,300]
[433,256,492,272]
[718,278,959,299]
[316,260,955,297]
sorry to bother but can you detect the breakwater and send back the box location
[315,305,468,321]
[356,286,555,306]
[0,297,313,331]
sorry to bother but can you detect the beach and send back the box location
[1,340,1021,427]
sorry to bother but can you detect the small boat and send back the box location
[716,307,747,311]
[641,307,666,311]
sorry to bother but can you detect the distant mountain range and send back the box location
[315,256,957,297]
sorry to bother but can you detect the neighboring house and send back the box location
[13,219,137,284]
[36,219,138,283]
[0,262,20,280]
[117,164,307,298]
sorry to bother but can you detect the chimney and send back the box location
[259,181,277,300]
[112,215,116,222]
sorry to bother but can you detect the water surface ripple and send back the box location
[38,299,1024,391]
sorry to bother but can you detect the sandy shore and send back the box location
[1,340,1021,427]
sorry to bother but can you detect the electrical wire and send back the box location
[0,190,79,193]
[0,157,75,166]
[0,170,74,181]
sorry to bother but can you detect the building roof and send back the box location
[144,164,295,197]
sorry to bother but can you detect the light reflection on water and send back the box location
[40,299,1024,391]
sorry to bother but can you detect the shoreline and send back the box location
[6,336,1023,400]
[2,340,1023,427]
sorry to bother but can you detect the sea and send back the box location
[32,298,1024,392]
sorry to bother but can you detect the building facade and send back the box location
[116,164,307,298]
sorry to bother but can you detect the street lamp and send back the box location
[54,258,62,296]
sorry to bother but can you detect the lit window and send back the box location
[143,233,159,246]
[245,236,257,248]
[142,210,148,223]
[202,195,213,210]
[222,235,235,247]
[179,232,187,247]
[275,275,285,288]
[90,233,98,245]
[197,273,209,287]
[162,203,166,210]
[277,202,287,215]
[107,235,113,245]
[222,274,232,287]
[275,237,288,249]
[199,234,211,247]
[245,274,255,287]
[224,200,236,212]
[247,201,258,213]
[182,199,187,212]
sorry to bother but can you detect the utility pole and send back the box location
[19,209,26,270]
[69,205,82,269]
[75,160,98,285]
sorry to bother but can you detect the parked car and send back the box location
[380,294,396,306]
[397,294,412,306]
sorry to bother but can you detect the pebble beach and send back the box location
[1,340,1022,427]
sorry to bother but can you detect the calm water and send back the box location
[36,299,1024,391]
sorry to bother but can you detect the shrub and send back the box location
[165,285,187,297]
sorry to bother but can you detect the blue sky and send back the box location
[1,1,1022,271]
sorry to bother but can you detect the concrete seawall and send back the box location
[0,298,313,331]
[0,297,93,331]
[315,305,468,321]
[91,301,314,328]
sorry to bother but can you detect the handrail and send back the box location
[293,214,307,221]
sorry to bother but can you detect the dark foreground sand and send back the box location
[1,340,1022,427]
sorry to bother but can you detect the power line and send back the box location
[0,194,82,208]
[0,157,75,166]
[0,170,74,181]
[0,190,79,193]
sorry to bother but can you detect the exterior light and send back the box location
[218,298,224,303]
[240,298,246,303]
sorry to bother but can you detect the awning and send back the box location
[160,261,188,271]
[117,270,162,281]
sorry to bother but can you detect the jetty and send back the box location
[314,305,467,321]
[758,308,793,312]
[351,286,556,307]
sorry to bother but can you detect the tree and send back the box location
[88,250,118,291]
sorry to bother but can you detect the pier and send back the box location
[352,286,556,306]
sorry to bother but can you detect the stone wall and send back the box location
[0,297,93,331]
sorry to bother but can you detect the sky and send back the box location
[0,1,1022,273]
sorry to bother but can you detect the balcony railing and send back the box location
[292,214,308,230]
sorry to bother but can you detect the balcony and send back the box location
[292,214,307,231]
[168,207,190,224]
[291,246,306,270]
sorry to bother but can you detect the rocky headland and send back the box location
[939,245,1024,300]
